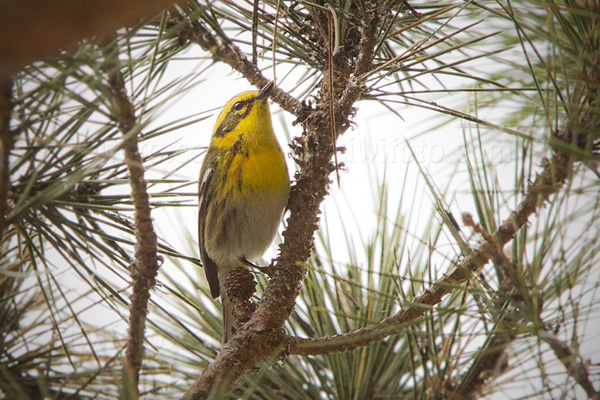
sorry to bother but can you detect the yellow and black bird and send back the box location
[198,82,290,343]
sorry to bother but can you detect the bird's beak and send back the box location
[257,81,274,101]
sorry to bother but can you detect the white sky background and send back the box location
[19,7,599,398]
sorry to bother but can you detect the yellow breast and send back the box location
[212,92,290,198]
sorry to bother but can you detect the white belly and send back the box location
[203,191,287,272]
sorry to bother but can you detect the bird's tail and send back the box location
[221,290,234,343]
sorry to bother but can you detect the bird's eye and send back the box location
[232,102,244,112]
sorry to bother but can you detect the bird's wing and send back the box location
[198,154,221,299]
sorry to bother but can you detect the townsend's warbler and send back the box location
[198,82,290,343]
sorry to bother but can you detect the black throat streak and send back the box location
[227,133,247,193]
[230,133,245,155]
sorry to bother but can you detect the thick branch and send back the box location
[184,6,383,399]
[183,89,338,400]
[101,44,159,399]
[0,79,13,244]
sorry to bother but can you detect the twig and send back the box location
[455,260,520,397]
[456,319,514,398]
[540,330,599,398]
[271,0,283,84]
[0,78,13,244]
[251,0,259,66]
[401,0,421,19]
[327,5,340,187]
[459,280,598,399]
[101,41,159,399]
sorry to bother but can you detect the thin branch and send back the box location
[0,78,13,243]
[251,0,259,66]
[271,0,283,84]
[327,5,340,187]
[401,0,421,19]
[288,147,574,356]
[457,216,599,398]
[540,329,599,398]
[456,263,521,396]
[456,317,515,397]
[101,42,159,399]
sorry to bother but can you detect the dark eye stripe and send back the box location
[214,98,255,137]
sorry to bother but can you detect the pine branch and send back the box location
[288,147,574,356]
[101,42,160,399]
[453,215,521,396]
[287,16,600,359]
[457,218,599,398]
[183,4,387,399]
